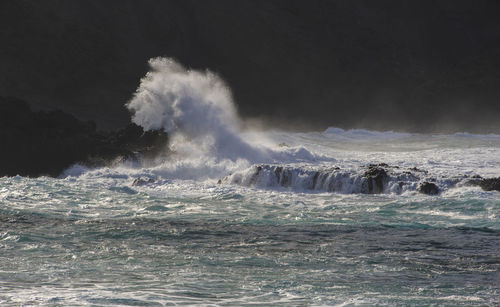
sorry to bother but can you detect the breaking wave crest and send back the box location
[126,57,269,162]
[115,57,326,180]
[61,57,500,196]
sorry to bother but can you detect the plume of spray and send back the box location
[65,58,331,181]
[126,57,267,162]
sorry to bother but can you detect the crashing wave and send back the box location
[126,57,269,162]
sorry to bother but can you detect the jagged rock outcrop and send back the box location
[363,164,390,194]
[477,178,500,191]
[417,181,440,195]
[222,163,499,195]
[132,177,155,186]
[467,176,500,192]
[0,96,168,177]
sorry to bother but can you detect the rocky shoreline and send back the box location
[0,96,168,177]
[222,163,500,195]
[1,96,498,194]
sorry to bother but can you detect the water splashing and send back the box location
[126,57,266,161]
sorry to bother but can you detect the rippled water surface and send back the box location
[1,130,500,305]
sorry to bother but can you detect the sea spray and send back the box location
[126,57,267,162]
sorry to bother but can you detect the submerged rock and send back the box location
[465,176,500,192]
[132,177,155,186]
[477,177,500,191]
[466,177,500,192]
[417,181,439,195]
[0,96,168,177]
[409,167,428,174]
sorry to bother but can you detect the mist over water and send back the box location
[122,57,330,181]
[64,56,497,193]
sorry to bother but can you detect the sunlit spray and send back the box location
[126,57,268,162]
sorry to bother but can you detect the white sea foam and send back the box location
[3,59,500,307]
[323,127,412,139]
[60,58,500,195]
[116,57,330,180]
[126,57,269,162]
[453,132,500,139]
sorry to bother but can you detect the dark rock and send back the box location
[272,166,293,188]
[249,165,263,185]
[312,171,320,189]
[280,169,292,188]
[274,166,283,180]
[465,175,492,191]
[401,170,420,179]
[409,167,428,174]
[132,177,155,186]
[363,165,389,193]
[0,96,169,177]
[464,178,482,187]
[476,177,500,192]
[417,181,439,195]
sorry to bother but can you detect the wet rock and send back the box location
[312,171,320,189]
[464,177,500,192]
[363,165,389,193]
[417,181,439,195]
[274,166,292,187]
[477,177,500,192]
[400,171,420,181]
[274,166,283,180]
[249,165,263,185]
[110,123,169,158]
[409,167,428,174]
[280,169,293,187]
[132,177,155,186]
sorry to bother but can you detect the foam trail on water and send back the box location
[126,57,268,162]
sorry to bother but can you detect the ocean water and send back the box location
[1,58,500,305]
[1,128,499,306]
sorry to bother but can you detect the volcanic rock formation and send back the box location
[0,96,168,177]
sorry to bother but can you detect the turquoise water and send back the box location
[1,174,499,306]
[1,130,500,305]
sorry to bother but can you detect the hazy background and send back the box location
[1,0,500,132]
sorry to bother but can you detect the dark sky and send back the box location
[2,0,500,132]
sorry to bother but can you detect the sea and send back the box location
[1,58,499,306]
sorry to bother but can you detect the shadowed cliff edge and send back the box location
[0,96,168,177]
